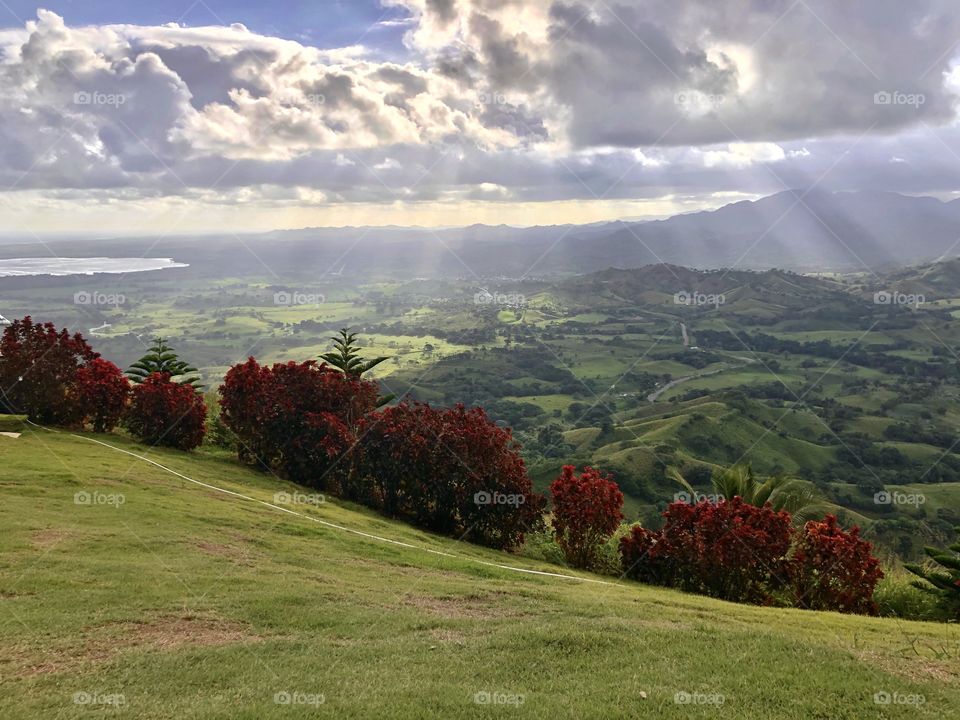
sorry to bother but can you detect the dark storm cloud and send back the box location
[406,0,960,145]
[0,2,958,211]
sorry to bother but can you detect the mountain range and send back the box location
[5,190,960,278]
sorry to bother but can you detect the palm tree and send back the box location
[320,328,394,406]
[669,463,829,525]
[126,337,202,390]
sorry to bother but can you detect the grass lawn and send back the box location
[0,421,958,718]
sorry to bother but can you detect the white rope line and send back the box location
[68,433,618,587]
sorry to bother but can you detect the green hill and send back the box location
[1,421,957,718]
[871,257,960,299]
[553,264,854,316]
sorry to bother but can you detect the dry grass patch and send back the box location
[7,613,262,678]
[402,591,527,620]
[856,649,960,685]
[30,528,78,551]
[193,539,256,565]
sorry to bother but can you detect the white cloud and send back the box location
[701,143,787,169]
[0,4,959,231]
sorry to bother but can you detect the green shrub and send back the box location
[875,572,950,622]
[204,393,237,450]
[520,522,629,578]
[906,526,960,620]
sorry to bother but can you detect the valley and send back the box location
[5,241,960,563]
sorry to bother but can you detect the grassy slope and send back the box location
[1,422,958,719]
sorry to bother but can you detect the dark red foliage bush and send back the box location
[550,465,624,568]
[620,498,793,604]
[352,402,444,516]
[790,515,884,615]
[621,501,885,614]
[356,402,545,550]
[125,373,206,450]
[75,358,130,432]
[442,404,546,549]
[619,525,673,585]
[216,357,272,462]
[218,358,379,486]
[0,316,98,425]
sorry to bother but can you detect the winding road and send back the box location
[646,347,758,403]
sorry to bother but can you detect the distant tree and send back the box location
[535,423,570,458]
[126,338,202,389]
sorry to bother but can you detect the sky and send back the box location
[0,1,958,233]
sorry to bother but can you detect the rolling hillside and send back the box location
[1,418,958,719]
[574,190,960,272]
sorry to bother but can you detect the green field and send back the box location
[4,261,960,561]
[1,423,958,719]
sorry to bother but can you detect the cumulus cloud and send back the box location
[391,0,960,146]
[0,4,958,225]
[0,10,516,178]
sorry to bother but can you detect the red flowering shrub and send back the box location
[216,357,272,462]
[219,358,379,486]
[356,402,545,549]
[75,358,130,432]
[621,502,884,614]
[550,465,624,568]
[125,373,206,450]
[620,498,793,604]
[353,402,444,516]
[443,404,546,549]
[0,316,98,425]
[790,515,883,615]
[619,525,676,586]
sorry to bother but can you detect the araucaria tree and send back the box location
[126,337,202,389]
[906,527,960,619]
[320,328,389,378]
[320,328,394,406]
